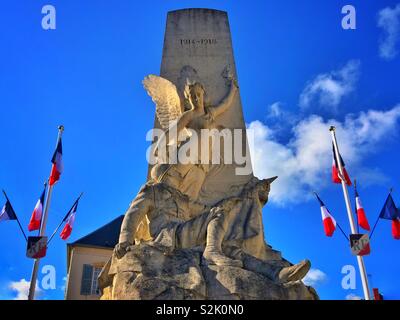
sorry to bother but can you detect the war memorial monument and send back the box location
[98,8,318,300]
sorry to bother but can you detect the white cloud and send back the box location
[299,60,360,111]
[267,102,284,118]
[346,293,363,300]
[378,4,400,60]
[303,268,327,286]
[9,279,42,300]
[248,105,400,205]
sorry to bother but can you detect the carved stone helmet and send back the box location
[259,176,277,204]
[150,164,184,192]
[150,163,171,182]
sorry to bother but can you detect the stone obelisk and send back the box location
[150,8,253,206]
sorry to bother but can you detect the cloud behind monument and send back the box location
[248,105,400,205]
[299,60,360,112]
[8,279,42,300]
[378,3,400,60]
[303,268,327,287]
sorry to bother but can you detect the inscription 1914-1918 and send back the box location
[180,38,217,46]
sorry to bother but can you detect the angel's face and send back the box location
[190,83,205,109]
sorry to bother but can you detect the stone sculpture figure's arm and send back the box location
[153,109,196,158]
[115,190,154,258]
[210,79,239,119]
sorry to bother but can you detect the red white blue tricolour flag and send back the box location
[355,187,371,231]
[315,193,337,237]
[49,138,63,186]
[28,187,46,231]
[60,197,80,240]
[332,144,352,186]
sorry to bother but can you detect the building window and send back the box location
[91,267,102,295]
[80,264,103,296]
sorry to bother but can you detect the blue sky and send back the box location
[0,0,399,300]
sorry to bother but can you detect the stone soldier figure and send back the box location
[115,171,310,284]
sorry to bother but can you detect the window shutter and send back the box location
[80,264,93,295]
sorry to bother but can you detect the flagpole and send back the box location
[330,126,371,300]
[354,180,360,234]
[28,125,64,300]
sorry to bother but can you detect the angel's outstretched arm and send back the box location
[153,109,195,157]
[211,79,239,118]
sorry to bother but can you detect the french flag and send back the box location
[392,218,400,240]
[28,187,46,231]
[378,193,400,240]
[355,188,370,231]
[0,199,17,222]
[49,138,63,186]
[315,193,337,237]
[60,197,80,240]
[332,144,352,186]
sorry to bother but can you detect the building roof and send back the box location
[70,215,124,249]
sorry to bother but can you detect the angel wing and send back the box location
[143,75,192,147]
[142,75,183,130]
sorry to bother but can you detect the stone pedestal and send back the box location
[100,243,318,300]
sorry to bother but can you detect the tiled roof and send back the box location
[70,215,124,249]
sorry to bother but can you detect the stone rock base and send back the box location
[99,243,318,300]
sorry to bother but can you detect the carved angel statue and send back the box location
[142,71,239,201]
